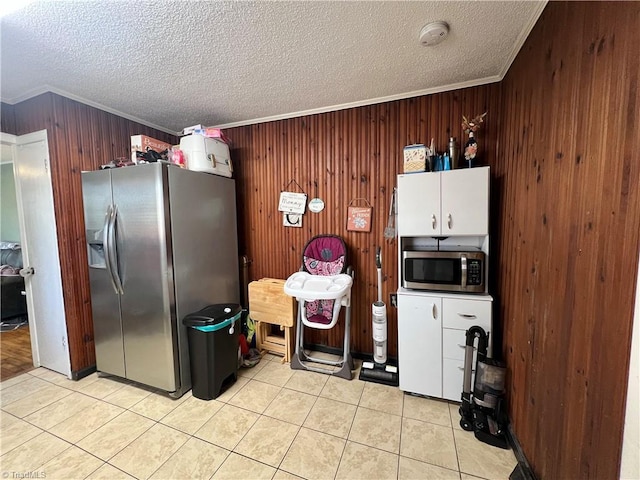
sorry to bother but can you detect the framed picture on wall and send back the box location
[346,199,372,232]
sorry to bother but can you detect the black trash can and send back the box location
[183,303,242,400]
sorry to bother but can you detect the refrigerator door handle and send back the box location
[103,204,119,294]
[109,205,124,294]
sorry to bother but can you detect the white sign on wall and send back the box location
[278,192,307,214]
[308,197,325,213]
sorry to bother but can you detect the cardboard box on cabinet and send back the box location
[131,135,173,163]
[403,144,427,173]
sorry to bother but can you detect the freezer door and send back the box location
[111,164,178,392]
[168,168,241,394]
[82,170,125,378]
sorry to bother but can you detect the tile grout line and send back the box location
[333,379,375,480]
[25,435,76,473]
[397,426,402,480]
[230,366,299,473]
[3,366,273,479]
[72,408,158,467]
[10,393,113,438]
[10,372,163,468]
[135,425,192,480]
[449,402,464,477]
[88,460,134,480]
[235,363,310,473]
[0,375,59,409]
[398,393,405,479]
[269,360,358,478]
[0,411,44,458]
[271,388,322,475]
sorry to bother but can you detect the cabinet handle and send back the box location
[461,255,467,289]
[457,313,477,319]
[457,343,466,349]
[447,213,452,229]
[431,214,437,230]
[431,303,437,320]
[458,366,475,372]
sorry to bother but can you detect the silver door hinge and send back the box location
[44,158,49,173]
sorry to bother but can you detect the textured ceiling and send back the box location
[1,1,546,134]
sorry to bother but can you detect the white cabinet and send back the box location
[397,290,492,401]
[397,172,441,236]
[397,167,489,236]
[396,165,493,401]
[397,293,442,397]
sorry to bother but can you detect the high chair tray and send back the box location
[284,272,352,301]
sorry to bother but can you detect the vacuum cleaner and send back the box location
[459,325,510,449]
[359,247,399,386]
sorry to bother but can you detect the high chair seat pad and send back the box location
[284,272,353,301]
[306,314,332,325]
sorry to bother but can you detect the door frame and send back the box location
[1,130,71,378]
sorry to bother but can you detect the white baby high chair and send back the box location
[284,235,354,379]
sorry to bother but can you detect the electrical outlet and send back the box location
[390,293,397,308]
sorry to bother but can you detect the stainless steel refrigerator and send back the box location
[82,163,239,397]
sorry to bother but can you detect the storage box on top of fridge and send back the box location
[131,135,173,163]
[179,135,233,177]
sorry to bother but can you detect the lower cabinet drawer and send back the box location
[442,357,475,402]
[442,297,492,331]
[442,329,467,360]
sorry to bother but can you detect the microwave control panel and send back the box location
[467,259,483,285]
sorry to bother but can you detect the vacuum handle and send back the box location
[375,246,382,269]
[375,246,382,303]
[465,325,488,359]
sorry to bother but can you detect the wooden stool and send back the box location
[248,278,295,363]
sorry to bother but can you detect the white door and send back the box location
[10,130,71,377]
[397,172,441,236]
[440,167,490,236]
[397,292,442,397]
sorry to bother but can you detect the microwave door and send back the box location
[403,255,463,291]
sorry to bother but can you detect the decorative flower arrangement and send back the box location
[462,112,487,135]
[462,112,487,166]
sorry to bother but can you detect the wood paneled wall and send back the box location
[4,88,501,365]
[1,103,17,134]
[226,86,500,357]
[4,5,637,474]
[3,93,177,374]
[495,2,640,478]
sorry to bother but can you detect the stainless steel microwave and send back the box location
[402,249,485,293]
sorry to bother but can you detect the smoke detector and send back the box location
[419,21,450,46]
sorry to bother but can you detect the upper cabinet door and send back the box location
[440,167,489,236]
[397,172,441,236]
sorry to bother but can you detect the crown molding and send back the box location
[499,0,548,79]
[2,86,180,136]
[213,75,502,129]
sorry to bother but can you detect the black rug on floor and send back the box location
[0,316,28,332]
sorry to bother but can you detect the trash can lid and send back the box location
[182,303,242,327]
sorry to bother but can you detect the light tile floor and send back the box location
[0,354,517,479]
